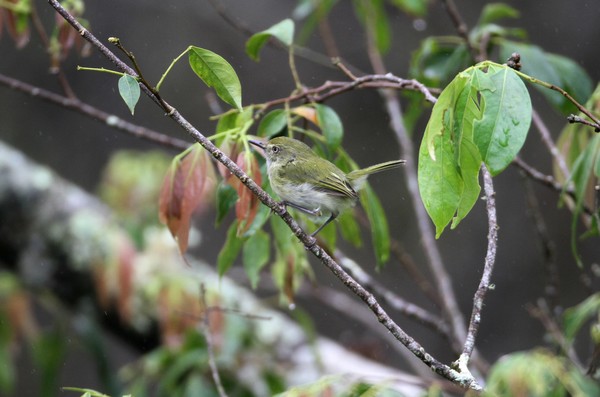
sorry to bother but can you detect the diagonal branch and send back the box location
[46,0,481,390]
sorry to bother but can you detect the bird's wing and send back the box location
[314,171,357,199]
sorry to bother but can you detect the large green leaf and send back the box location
[473,64,532,175]
[418,72,470,237]
[188,46,242,110]
[246,19,295,61]
[257,109,287,138]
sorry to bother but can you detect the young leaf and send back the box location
[232,152,262,235]
[118,74,140,115]
[472,64,532,176]
[246,19,295,62]
[159,144,217,253]
[359,185,391,268]
[217,220,244,277]
[315,104,343,150]
[242,230,270,288]
[188,46,242,110]
[563,293,600,342]
[257,109,287,138]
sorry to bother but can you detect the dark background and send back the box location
[1,0,599,393]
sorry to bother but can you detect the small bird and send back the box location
[249,136,405,236]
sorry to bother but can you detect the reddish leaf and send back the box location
[117,237,137,323]
[217,140,241,181]
[93,266,110,311]
[233,152,262,235]
[4,2,30,49]
[159,145,217,253]
[284,254,295,305]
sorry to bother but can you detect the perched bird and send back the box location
[249,136,404,236]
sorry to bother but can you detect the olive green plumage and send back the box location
[250,136,404,236]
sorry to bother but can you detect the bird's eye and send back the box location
[271,146,280,153]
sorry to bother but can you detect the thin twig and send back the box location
[47,0,481,389]
[521,177,560,313]
[0,73,190,151]
[533,109,570,179]
[527,300,584,370]
[459,165,498,370]
[440,0,480,61]
[199,285,228,397]
[512,157,594,216]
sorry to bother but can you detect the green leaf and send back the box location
[338,211,362,248]
[215,182,238,226]
[258,109,287,138]
[359,185,390,268]
[478,3,519,25]
[499,41,592,115]
[217,220,244,276]
[246,19,295,61]
[315,104,343,150]
[473,64,532,175]
[545,53,593,114]
[410,37,471,87]
[242,230,270,288]
[118,74,140,115]
[418,73,468,236]
[188,46,242,110]
[389,0,429,17]
[563,293,600,342]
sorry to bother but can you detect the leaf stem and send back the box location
[156,46,191,91]
[77,66,126,77]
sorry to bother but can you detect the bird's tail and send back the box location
[347,159,405,189]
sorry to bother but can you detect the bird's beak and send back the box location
[248,139,266,150]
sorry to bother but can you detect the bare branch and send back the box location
[0,72,190,151]
[460,165,498,365]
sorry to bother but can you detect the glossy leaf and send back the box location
[359,185,390,267]
[472,64,532,175]
[246,19,295,61]
[291,106,318,124]
[118,74,140,115]
[315,104,344,150]
[418,64,531,236]
[410,37,470,87]
[242,230,270,288]
[188,46,242,110]
[159,144,217,253]
[217,220,244,277]
[257,109,287,138]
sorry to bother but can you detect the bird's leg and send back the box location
[281,201,322,217]
[310,213,337,237]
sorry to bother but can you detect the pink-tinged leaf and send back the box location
[291,106,318,125]
[217,140,241,180]
[117,237,137,324]
[159,145,217,253]
[233,152,262,235]
[5,4,30,49]
[284,254,296,305]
